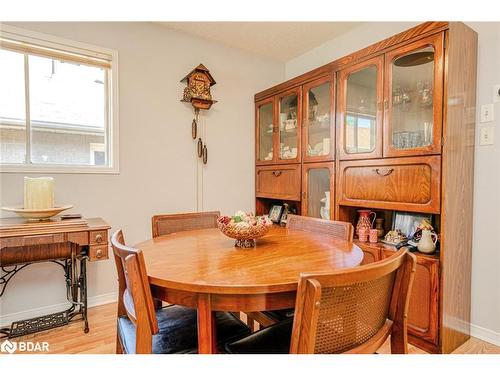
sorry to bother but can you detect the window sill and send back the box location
[0,164,120,175]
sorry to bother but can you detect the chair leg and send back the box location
[390,330,408,354]
[247,317,255,332]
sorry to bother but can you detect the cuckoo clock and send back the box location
[180,64,217,110]
[181,64,217,164]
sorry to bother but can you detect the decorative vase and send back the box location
[356,209,376,238]
[375,218,385,238]
[417,229,438,254]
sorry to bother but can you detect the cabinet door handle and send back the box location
[272,171,282,177]
[373,168,394,177]
[384,99,389,110]
[95,234,103,243]
[96,249,103,258]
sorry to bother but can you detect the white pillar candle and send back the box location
[24,177,54,209]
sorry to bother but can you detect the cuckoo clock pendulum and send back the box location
[180,64,217,164]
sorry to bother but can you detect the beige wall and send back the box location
[0,22,284,321]
[286,22,500,345]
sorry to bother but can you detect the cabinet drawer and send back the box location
[89,244,108,262]
[256,164,301,201]
[338,156,441,213]
[90,230,108,245]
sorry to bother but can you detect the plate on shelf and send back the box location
[1,205,73,221]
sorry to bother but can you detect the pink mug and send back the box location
[358,228,369,242]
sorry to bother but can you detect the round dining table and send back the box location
[136,225,363,353]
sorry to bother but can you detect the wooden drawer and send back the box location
[89,244,108,262]
[0,233,65,249]
[256,164,301,201]
[338,156,441,213]
[90,230,108,245]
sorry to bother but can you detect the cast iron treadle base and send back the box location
[8,309,70,338]
[0,256,89,339]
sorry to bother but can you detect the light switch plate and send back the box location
[480,127,494,145]
[494,85,500,103]
[480,104,494,123]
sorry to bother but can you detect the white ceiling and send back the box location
[158,22,362,62]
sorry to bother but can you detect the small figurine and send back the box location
[383,229,408,246]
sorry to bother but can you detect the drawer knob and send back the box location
[373,168,394,177]
[272,171,282,177]
[95,234,103,243]
[96,249,103,258]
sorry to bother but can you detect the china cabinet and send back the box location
[254,22,477,354]
[255,88,302,165]
[277,88,302,164]
[255,97,275,165]
[337,56,384,160]
[301,163,334,220]
[383,33,444,157]
[302,76,335,162]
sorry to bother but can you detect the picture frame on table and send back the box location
[279,203,290,226]
[269,205,283,223]
[392,211,432,238]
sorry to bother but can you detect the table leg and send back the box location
[197,293,217,354]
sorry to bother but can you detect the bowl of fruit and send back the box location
[217,211,273,248]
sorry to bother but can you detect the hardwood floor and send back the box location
[6,302,500,354]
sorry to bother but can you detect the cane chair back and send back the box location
[290,248,416,354]
[112,230,159,353]
[286,214,354,242]
[151,211,220,238]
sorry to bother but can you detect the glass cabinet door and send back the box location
[303,76,334,162]
[302,163,334,220]
[384,33,444,157]
[338,56,384,160]
[277,88,301,163]
[256,98,275,164]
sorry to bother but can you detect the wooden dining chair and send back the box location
[225,248,416,354]
[246,215,355,327]
[111,230,250,354]
[286,214,354,242]
[151,211,220,238]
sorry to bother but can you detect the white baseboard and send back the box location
[0,292,118,327]
[470,323,500,347]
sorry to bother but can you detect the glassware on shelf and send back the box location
[393,129,431,149]
[393,86,403,105]
[390,45,435,151]
[417,81,433,107]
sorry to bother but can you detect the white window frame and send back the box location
[0,24,120,174]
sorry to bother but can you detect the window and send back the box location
[0,26,119,173]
